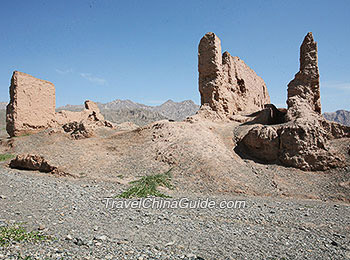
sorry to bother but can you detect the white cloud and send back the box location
[80,73,107,85]
[322,82,350,91]
[55,68,73,74]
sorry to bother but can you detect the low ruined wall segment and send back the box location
[6,71,112,137]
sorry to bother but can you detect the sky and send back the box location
[0,0,349,112]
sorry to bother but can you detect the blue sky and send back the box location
[0,0,349,112]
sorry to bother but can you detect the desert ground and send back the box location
[1,109,350,259]
[1,30,350,260]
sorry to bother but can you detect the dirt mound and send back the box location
[2,118,350,202]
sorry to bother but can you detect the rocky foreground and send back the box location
[1,168,350,260]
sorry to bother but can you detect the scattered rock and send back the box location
[9,154,68,175]
[38,224,46,230]
[331,240,339,247]
[73,237,85,246]
[165,241,176,247]
[94,235,108,241]
[62,121,94,140]
[186,253,197,259]
[9,154,57,173]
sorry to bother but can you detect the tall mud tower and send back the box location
[287,32,321,120]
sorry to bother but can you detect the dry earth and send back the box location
[1,119,350,201]
[1,164,350,259]
[1,88,350,260]
[0,116,350,259]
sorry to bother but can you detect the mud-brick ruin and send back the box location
[6,71,112,138]
[4,32,350,171]
[198,32,270,119]
[197,32,350,171]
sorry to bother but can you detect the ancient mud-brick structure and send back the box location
[6,71,56,137]
[198,32,270,118]
[287,32,321,120]
[236,32,350,171]
[6,71,112,137]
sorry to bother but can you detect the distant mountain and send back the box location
[0,99,198,130]
[102,109,168,126]
[57,99,200,126]
[3,99,350,130]
[323,110,350,126]
[100,99,149,110]
[0,102,7,110]
[0,103,6,132]
[152,100,200,121]
[56,104,84,112]
[0,109,5,131]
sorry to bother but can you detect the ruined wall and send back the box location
[6,71,111,137]
[6,71,56,137]
[198,32,270,119]
[236,32,350,171]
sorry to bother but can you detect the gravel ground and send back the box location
[1,168,350,260]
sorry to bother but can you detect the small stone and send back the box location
[117,240,129,245]
[94,235,108,241]
[73,238,85,246]
[65,234,73,240]
[331,240,339,247]
[38,224,46,230]
[165,241,176,247]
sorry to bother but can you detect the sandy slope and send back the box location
[1,119,350,202]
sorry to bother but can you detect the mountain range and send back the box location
[0,102,7,110]
[1,99,349,127]
[57,99,200,125]
[323,110,350,126]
